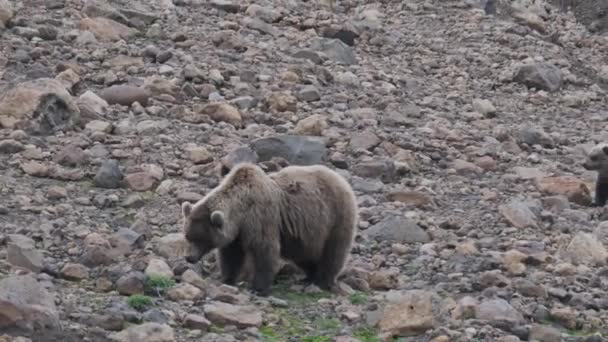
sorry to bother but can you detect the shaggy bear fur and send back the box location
[181,162,358,296]
[583,143,608,206]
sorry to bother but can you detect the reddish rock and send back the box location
[535,176,592,206]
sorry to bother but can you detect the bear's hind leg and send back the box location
[250,244,280,296]
[218,241,246,286]
[314,234,353,292]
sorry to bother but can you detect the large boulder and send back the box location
[0,274,60,336]
[250,135,327,166]
[0,78,80,135]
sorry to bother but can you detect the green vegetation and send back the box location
[145,274,175,296]
[353,327,381,342]
[126,294,152,311]
[349,291,369,305]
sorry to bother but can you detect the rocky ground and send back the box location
[1,0,608,341]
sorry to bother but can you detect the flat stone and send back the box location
[310,37,357,65]
[198,103,242,127]
[61,263,89,281]
[145,259,174,279]
[536,176,592,206]
[499,201,538,229]
[167,283,203,302]
[296,86,321,102]
[475,298,524,324]
[109,323,175,342]
[366,216,431,244]
[350,131,380,151]
[7,234,44,273]
[250,135,327,166]
[116,272,145,296]
[79,17,138,42]
[183,314,211,331]
[294,114,328,136]
[77,90,108,123]
[514,63,562,92]
[187,146,213,164]
[0,78,80,135]
[0,274,60,335]
[125,172,158,191]
[561,232,608,266]
[85,120,113,133]
[376,290,437,336]
[387,190,434,207]
[100,85,150,107]
[0,139,24,154]
[155,233,189,259]
[203,301,262,328]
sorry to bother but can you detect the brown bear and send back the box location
[181,162,358,296]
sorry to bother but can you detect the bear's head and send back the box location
[181,200,231,263]
[583,143,608,173]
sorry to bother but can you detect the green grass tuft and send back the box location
[145,274,175,296]
[127,294,152,311]
[349,291,369,305]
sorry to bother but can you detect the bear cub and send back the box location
[181,162,358,296]
[583,143,608,207]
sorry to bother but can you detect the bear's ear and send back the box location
[182,201,193,217]
[602,145,608,155]
[210,210,224,228]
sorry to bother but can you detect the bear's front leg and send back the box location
[250,245,279,297]
[594,181,608,207]
[218,241,245,286]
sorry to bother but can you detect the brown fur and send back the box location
[181,162,358,296]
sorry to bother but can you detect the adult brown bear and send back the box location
[181,162,358,296]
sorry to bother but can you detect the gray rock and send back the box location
[203,301,263,328]
[561,232,608,266]
[296,86,321,102]
[0,274,60,335]
[100,85,150,107]
[499,201,538,229]
[183,314,211,331]
[54,145,88,167]
[352,161,396,183]
[0,78,81,135]
[77,90,109,123]
[250,135,327,166]
[210,0,240,13]
[293,50,324,65]
[110,228,144,255]
[366,216,431,244]
[475,298,524,324]
[94,159,124,189]
[7,234,44,273]
[518,126,554,147]
[155,233,188,259]
[514,63,562,92]
[310,38,357,65]
[350,131,380,151]
[116,272,146,296]
[528,324,562,342]
[109,322,175,342]
[0,139,25,154]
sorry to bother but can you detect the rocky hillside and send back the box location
[1,0,608,341]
